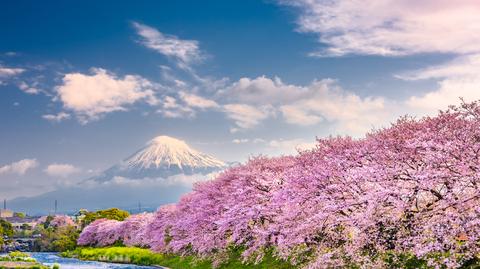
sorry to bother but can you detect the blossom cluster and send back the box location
[79,101,480,268]
[77,213,154,247]
[37,215,76,228]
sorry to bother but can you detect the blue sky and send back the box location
[2,0,480,201]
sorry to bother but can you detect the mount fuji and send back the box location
[8,135,228,215]
[92,135,226,182]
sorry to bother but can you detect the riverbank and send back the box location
[0,261,49,269]
[0,252,53,269]
[62,247,294,269]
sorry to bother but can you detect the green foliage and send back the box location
[63,246,295,269]
[381,251,429,268]
[0,219,13,237]
[8,251,31,259]
[14,212,26,218]
[63,246,480,269]
[0,251,36,262]
[34,225,79,252]
[21,223,32,230]
[0,218,14,245]
[42,216,54,229]
[0,251,51,268]
[82,208,130,227]
[14,223,34,238]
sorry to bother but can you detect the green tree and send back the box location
[34,225,79,252]
[14,212,26,218]
[0,219,14,245]
[82,208,130,227]
[0,219,13,237]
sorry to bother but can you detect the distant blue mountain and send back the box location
[9,135,227,215]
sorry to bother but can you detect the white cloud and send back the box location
[231,137,315,154]
[42,112,71,122]
[147,74,387,135]
[222,76,303,105]
[268,138,316,154]
[44,163,81,178]
[0,159,38,175]
[397,54,480,81]
[232,138,249,144]
[279,0,480,120]
[56,68,159,123]
[400,54,480,114]
[132,22,203,67]
[89,171,218,188]
[0,66,24,84]
[222,76,387,135]
[17,81,40,94]
[0,66,25,78]
[282,0,480,56]
[280,80,387,134]
[158,96,195,118]
[280,105,323,126]
[179,91,219,109]
[223,103,275,130]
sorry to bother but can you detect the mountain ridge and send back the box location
[91,135,226,182]
[8,135,227,214]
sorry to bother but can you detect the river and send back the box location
[30,252,165,269]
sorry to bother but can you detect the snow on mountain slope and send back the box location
[9,136,226,214]
[92,135,226,182]
[126,136,225,169]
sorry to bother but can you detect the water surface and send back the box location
[30,252,164,269]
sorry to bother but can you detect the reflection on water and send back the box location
[30,252,163,269]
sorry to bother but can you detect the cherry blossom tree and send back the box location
[122,212,155,247]
[78,100,480,268]
[37,215,76,228]
[77,218,123,247]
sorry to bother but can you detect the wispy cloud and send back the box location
[4,52,18,57]
[157,96,195,119]
[223,103,275,130]
[17,81,40,94]
[232,137,315,155]
[281,0,480,57]
[232,138,249,144]
[0,66,25,84]
[44,163,81,178]
[42,112,71,123]
[398,54,480,114]
[132,22,203,68]
[267,138,316,153]
[0,159,38,175]
[179,91,219,109]
[221,76,387,135]
[0,66,25,77]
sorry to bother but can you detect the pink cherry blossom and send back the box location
[78,100,480,268]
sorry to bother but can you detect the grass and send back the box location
[62,246,296,269]
[0,252,51,269]
[60,246,480,268]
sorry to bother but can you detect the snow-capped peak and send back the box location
[91,135,226,182]
[124,135,225,170]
